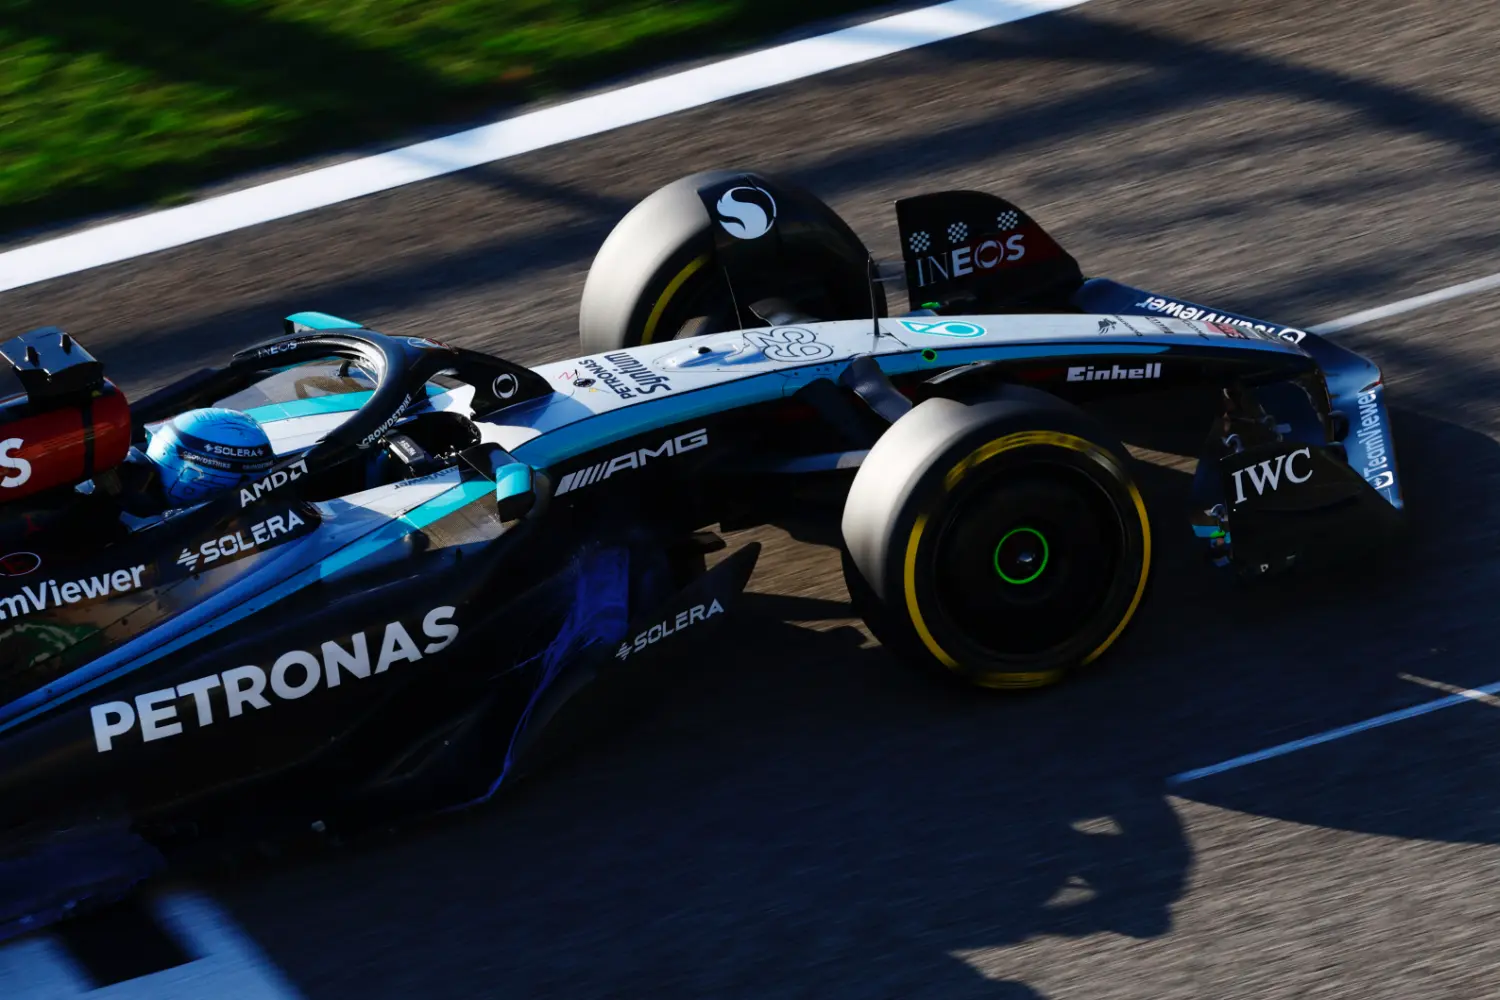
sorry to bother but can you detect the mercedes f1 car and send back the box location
[0,169,1402,938]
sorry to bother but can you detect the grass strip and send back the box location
[0,0,887,236]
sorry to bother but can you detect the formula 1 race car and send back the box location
[0,169,1402,938]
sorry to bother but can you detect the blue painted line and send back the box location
[1168,678,1500,784]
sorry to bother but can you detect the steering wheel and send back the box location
[228,329,457,473]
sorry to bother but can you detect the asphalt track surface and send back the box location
[9,0,1500,996]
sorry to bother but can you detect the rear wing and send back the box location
[0,327,131,501]
[1,326,107,404]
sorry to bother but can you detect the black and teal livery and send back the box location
[0,170,1404,939]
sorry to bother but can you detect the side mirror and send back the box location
[494,460,536,521]
[460,443,536,521]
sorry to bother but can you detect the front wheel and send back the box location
[840,392,1152,689]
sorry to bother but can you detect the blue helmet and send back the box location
[146,407,275,506]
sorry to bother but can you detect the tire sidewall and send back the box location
[580,171,738,356]
[843,395,1152,688]
[578,169,884,355]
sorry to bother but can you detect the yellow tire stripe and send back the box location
[641,253,709,345]
[901,430,1152,683]
[903,511,957,670]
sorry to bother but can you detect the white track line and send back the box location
[116,892,306,1000]
[1308,271,1500,334]
[0,892,303,1000]
[1168,677,1500,785]
[0,0,1090,294]
[1167,279,1500,783]
[1399,671,1500,708]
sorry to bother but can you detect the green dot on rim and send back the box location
[921,348,938,362]
[993,526,1050,585]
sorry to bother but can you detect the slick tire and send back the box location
[841,390,1152,690]
[578,170,880,354]
[580,171,737,355]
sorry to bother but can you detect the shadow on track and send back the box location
[207,608,1188,1000]
[1158,382,1500,847]
[198,388,1500,997]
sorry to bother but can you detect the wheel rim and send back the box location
[993,526,1050,585]
[929,464,1126,659]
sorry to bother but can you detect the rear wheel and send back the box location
[841,392,1152,689]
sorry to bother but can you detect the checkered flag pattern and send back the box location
[996,210,1020,231]
[908,231,931,253]
[945,222,968,243]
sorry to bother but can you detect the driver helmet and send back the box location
[145,407,275,506]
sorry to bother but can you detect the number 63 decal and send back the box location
[744,328,835,363]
